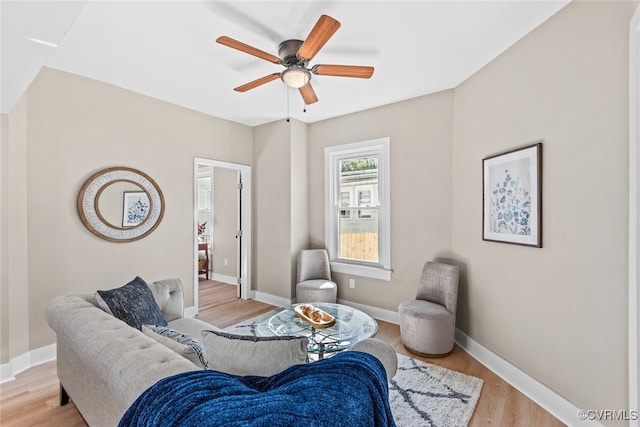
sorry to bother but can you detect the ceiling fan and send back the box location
[216,15,374,105]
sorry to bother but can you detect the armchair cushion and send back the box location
[399,299,452,320]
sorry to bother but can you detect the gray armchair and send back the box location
[296,249,337,303]
[398,261,460,357]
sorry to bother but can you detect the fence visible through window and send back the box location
[339,230,379,262]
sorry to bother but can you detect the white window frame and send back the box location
[325,137,391,281]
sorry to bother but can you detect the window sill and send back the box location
[330,261,392,281]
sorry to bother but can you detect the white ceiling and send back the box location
[2,0,570,126]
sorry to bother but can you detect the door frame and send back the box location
[193,157,252,312]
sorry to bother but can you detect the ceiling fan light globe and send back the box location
[281,68,310,89]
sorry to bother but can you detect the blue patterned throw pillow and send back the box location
[96,276,167,330]
[142,325,209,369]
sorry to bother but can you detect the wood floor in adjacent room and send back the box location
[0,280,565,426]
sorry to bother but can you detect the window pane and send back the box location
[338,155,379,263]
[339,191,351,218]
[339,157,378,205]
[338,208,379,263]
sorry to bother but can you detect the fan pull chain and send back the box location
[286,87,291,122]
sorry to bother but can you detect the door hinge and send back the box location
[238,182,243,191]
[236,230,243,238]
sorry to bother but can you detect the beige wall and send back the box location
[253,120,293,298]
[0,95,31,363]
[307,91,455,311]
[451,1,634,418]
[12,67,252,351]
[0,113,7,363]
[253,118,310,299]
[290,119,309,294]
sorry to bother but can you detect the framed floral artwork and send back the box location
[122,191,150,227]
[482,142,542,247]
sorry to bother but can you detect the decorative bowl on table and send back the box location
[294,304,336,329]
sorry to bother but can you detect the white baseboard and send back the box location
[454,329,602,427]
[210,273,237,285]
[251,290,292,308]
[0,343,56,384]
[337,298,400,324]
[0,360,17,383]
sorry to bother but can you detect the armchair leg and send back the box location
[60,384,69,406]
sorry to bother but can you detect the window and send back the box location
[325,137,391,281]
[340,191,351,218]
[357,188,373,218]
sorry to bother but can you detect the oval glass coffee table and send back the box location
[255,303,378,359]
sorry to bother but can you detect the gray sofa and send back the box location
[46,278,215,426]
[46,278,397,427]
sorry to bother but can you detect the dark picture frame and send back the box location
[482,142,542,247]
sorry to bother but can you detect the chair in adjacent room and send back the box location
[398,261,460,357]
[198,242,209,280]
[296,249,337,303]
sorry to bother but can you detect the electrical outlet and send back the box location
[349,279,355,289]
[224,258,228,266]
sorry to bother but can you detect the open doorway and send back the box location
[193,158,252,313]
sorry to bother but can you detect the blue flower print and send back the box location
[488,168,532,236]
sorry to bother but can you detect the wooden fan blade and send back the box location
[312,64,374,79]
[234,73,281,92]
[216,36,281,64]
[297,15,341,61]
[299,83,318,105]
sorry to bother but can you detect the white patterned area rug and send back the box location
[226,313,483,426]
[390,354,483,427]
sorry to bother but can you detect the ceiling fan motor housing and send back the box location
[278,39,307,67]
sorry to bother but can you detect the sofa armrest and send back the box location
[348,338,398,381]
[45,295,198,426]
[150,278,184,322]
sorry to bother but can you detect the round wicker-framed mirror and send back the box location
[77,167,165,242]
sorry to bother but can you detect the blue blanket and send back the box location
[119,351,395,427]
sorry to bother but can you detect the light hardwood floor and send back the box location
[0,280,565,426]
